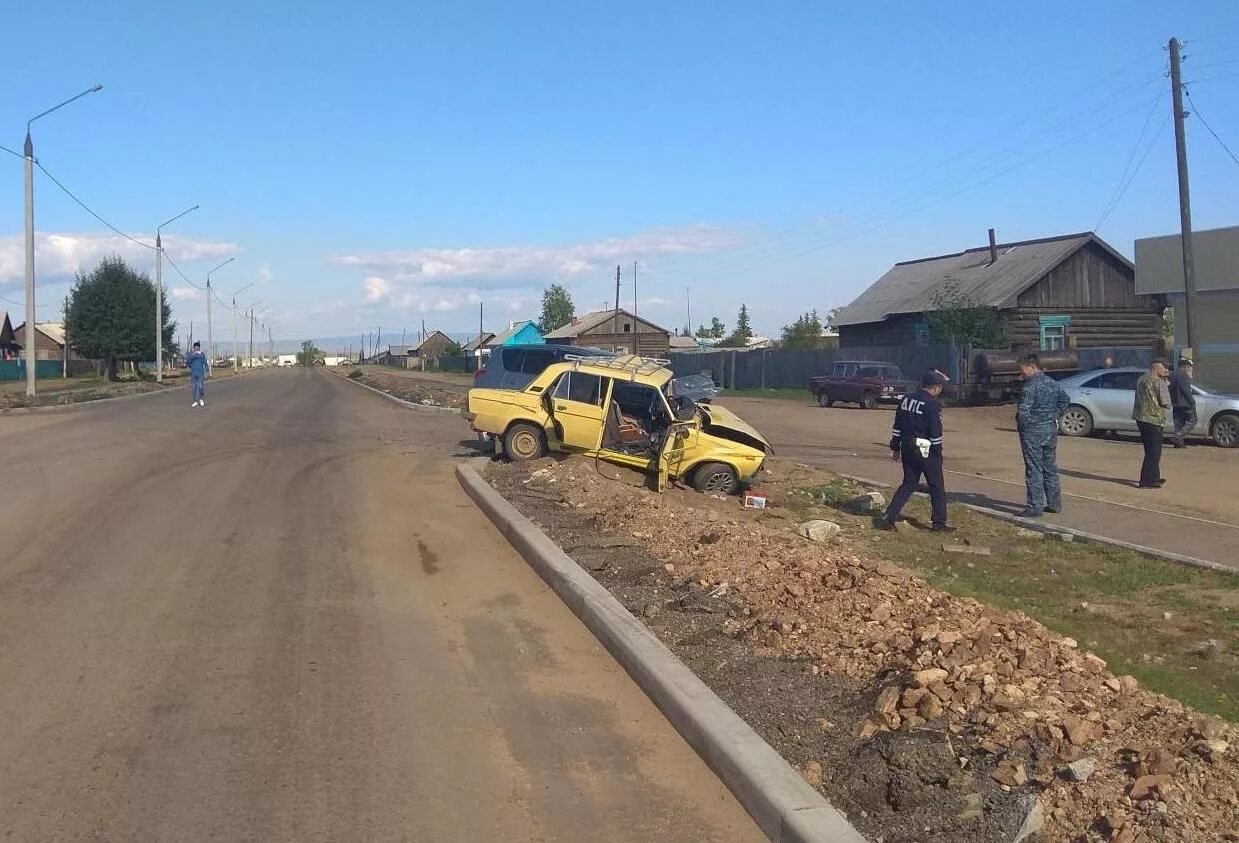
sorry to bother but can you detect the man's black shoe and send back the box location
[1155,479,1167,487]
[1044,506,1061,514]
[873,516,897,532]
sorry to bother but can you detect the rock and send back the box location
[849,491,886,513]
[1015,528,1043,540]
[1118,675,1139,693]
[913,668,949,687]
[1064,757,1097,782]
[870,602,892,622]
[1011,795,1044,843]
[799,760,824,788]
[1083,652,1107,670]
[1193,739,1229,762]
[919,692,945,720]
[901,687,929,709]
[874,685,901,715]
[1130,774,1173,800]
[991,759,1027,788]
[1142,747,1176,776]
[797,520,842,543]
[642,602,663,619]
[1187,638,1220,658]
[1105,677,1122,692]
[1058,532,1075,542]
[943,543,992,555]
[1063,716,1101,747]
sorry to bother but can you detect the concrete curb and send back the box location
[456,462,868,843]
[332,370,463,415]
[0,370,261,416]
[835,472,1235,576]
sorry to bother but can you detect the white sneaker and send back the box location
[191,401,198,408]
[199,399,205,407]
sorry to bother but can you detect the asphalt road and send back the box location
[0,369,763,842]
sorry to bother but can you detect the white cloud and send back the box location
[171,286,205,301]
[258,264,274,283]
[329,224,741,285]
[363,276,391,303]
[0,232,240,288]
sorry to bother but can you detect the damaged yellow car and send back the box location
[464,355,770,494]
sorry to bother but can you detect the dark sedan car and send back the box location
[472,344,617,391]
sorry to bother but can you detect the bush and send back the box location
[348,369,363,379]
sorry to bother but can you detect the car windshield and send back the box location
[667,374,717,404]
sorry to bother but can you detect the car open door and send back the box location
[545,371,609,451]
[655,421,693,492]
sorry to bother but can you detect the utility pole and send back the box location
[248,308,254,367]
[632,260,639,355]
[23,132,35,395]
[233,304,239,372]
[686,286,692,339]
[206,282,213,364]
[613,264,622,346]
[1168,36,1199,363]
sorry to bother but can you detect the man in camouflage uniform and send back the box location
[1015,354,1070,517]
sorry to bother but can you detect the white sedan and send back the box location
[1056,367,1239,447]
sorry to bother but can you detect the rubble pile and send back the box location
[498,458,1238,842]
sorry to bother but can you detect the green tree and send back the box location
[65,255,176,381]
[296,340,325,366]
[695,316,726,339]
[538,283,576,333]
[780,309,826,350]
[719,304,753,347]
[1161,306,1175,340]
[443,339,464,356]
[924,282,1005,349]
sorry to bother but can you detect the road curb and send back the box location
[835,472,1235,576]
[456,461,868,843]
[332,371,463,415]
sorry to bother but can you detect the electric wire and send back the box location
[1093,93,1168,230]
[1094,115,1170,232]
[1185,88,1239,168]
[35,160,155,249]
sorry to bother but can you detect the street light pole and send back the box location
[231,283,254,372]
[23,84,103,397]
[205,257,235,366]
[155,205,199,382]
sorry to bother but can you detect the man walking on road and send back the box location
[1169,356,1197,448]
[876,370,952,532]
[1133,358,1172,488]
[187,341,209,408]
[1015,354,1070,518]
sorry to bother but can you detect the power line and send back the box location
[1093,93,1167,230]
[160,249,207,291]
[34,160,155,250]
[1185,88,1239,168]
[1095,115,1170,232]
[0,143,22,160]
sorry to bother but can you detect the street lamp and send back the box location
[231,282,254,372]
[22,84,103,397]
[205,256,235,365]
[251,305,269,366]
[155,205,199,382]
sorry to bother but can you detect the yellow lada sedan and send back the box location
[464,355,770,494]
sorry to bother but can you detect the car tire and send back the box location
[817,390,832,408]
[860,391,878,410]
[503,423,546,461]
[691,462,739,495]
[1059,405,1094,437]
[1210,413,1239,448]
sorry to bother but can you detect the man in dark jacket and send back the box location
[876,371,951,532]
[1015,354,1071,517]
[1169,356,1197,448]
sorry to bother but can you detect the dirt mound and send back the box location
[488,456,1238,843]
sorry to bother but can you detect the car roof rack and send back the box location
[564,354,672,380]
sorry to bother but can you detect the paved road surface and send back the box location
[720,397,1239,571]
[0,369,763,842]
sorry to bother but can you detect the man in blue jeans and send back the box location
[187,341,210,407]
[1016,354,1070,517]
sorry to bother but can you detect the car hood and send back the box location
[699,404,771,452]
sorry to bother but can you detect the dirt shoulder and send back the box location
[484,455,1237,843]
[343,367,466,409]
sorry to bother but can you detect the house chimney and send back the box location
[988,228,998,264]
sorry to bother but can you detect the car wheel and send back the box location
[860,391,878,410]
[503,423,546,461]
[1059,405,1094,437]
[1210,413,1239,448]
[817,390,832,408]
[691,462,739,495]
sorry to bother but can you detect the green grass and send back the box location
[776,464,1239,721]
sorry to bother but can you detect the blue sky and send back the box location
[2,1,1237,347]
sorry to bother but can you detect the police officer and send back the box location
[1169,356,1197,448]
[876,370,951,532]
[1015,354,1070,517]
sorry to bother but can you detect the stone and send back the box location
[1015,528,1043,540]
[874,685,901,715]
[1011,796,1044,843]
[1193,739,1229,762]
[1130,774,1172,800]
[913,668,949,687]
[849,491,886,513]
[901,687,929,709]
[1058,532,1075,542]
[937,630,963,645]
[919,692,945,720]
[1105,677,1123,692]
[957,792,983,822]
[870,602,892,622]
[1064,716,1101,747]
[1187,638,1220,659]
[799,760,824,788]
[1065,757,1097,782]
[1118,675,1140,693]
[642,602,663,619]
[797,519,842,543]
[1142,747,1176,776]
[991,759,1027,788]
[942,543,992,555]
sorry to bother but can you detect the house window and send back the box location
[1039,315,1070,351]
[623,322,631,333]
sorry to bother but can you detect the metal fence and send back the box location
[668,345,960,390]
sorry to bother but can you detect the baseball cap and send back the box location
[921,370,947,387]
[1152,357,1171,368]
[1179,356,1194,366]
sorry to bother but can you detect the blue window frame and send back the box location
[1039,315,1070,351]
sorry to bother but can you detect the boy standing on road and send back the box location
[1015,354,1070,518]
[876,371,952,532]
[187,341,210,408]
[1169,356,1197,448]
[1133,358,1172,488]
